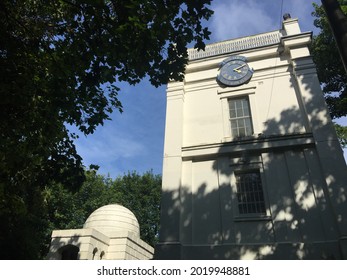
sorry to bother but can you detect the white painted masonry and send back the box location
[47,204,154,260]
[155,18,347,260]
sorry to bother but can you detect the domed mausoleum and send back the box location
[84,204,140,236]
[47,204,154,260]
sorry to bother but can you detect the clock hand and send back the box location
[233,63,247,72]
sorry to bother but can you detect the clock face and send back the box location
[217,56,253,87]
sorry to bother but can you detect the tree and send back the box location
[311,0,347,119]
[321,0,347,73]
[334,122,347,148]
[111,171,161,246]
[0,0,213,259]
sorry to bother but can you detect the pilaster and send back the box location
[289,42,347,251]
[155,81,185,259]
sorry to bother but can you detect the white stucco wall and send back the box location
[156,18,347,260]
[47,205,154,260]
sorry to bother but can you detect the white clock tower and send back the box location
[155,16,347,259]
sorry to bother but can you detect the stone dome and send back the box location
[83,204,140,237]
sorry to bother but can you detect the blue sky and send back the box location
[72,0,346,177]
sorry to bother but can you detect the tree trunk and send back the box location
[321,0,347,73]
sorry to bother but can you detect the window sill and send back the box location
[222,135,256,143]
[234,215,272,222]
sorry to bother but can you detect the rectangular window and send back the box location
[228,97,253,137]
[235,170,266,215]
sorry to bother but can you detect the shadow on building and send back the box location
[155,16,347,259]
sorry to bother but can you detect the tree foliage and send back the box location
[311,0,347,119]
[334,122,347,148]
[0,0,212,259]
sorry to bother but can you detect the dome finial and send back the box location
[283,13,291,20]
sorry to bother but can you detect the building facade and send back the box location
[155,17,347,259]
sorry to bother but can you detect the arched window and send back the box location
[59,245,79,260]
[100,251,105,260]
[92,247,98,260]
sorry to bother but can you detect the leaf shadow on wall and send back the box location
[157,83,347,259]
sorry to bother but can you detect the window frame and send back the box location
[230,157,270,220]
[234,169,266,216]
[228,97,254,138]
[218,86,259,142]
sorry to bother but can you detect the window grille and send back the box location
[235,170,266,215]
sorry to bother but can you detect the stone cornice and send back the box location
[188,30,282,61]
[182,133,315,159]
[280,31,313,51]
